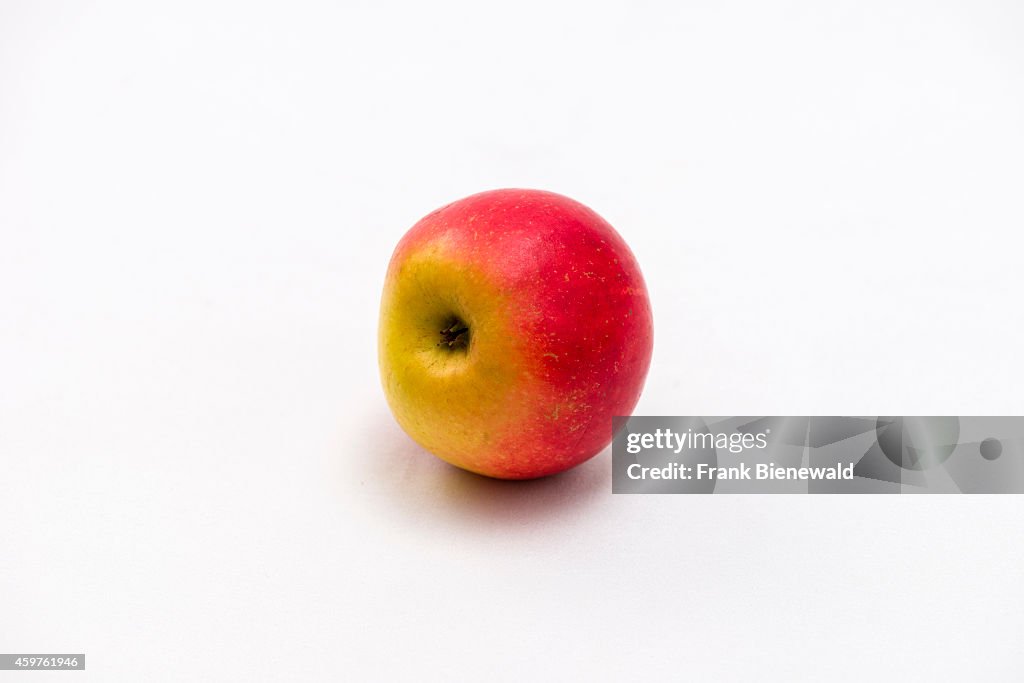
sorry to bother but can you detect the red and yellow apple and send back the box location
[378,189,653,479]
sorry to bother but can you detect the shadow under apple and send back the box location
[355,409,610,534]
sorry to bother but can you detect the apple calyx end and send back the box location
[437,317,470,351]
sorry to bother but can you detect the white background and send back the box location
[2,1,1023,680]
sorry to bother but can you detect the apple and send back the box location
[378,189,653,479]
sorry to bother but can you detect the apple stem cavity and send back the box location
[438,317,470,351]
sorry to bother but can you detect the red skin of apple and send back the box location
[379,189,653,479]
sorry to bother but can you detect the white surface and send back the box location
[2,1,1023,680]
